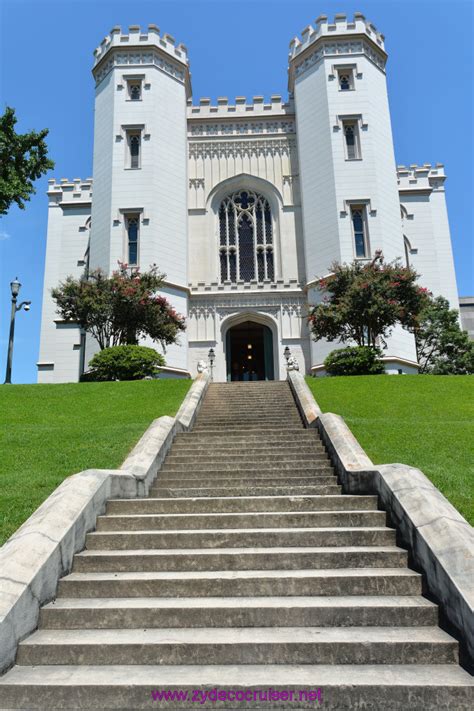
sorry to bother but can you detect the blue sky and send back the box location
[0,0,473,383]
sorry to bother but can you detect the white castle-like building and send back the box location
[38,13,459,383]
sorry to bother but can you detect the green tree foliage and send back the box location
[0,107,54,215]
[309,252,429,348]
[324,346,385,376]
[416,296,474,374]
[85,345,165,381]
[52,264,186,350]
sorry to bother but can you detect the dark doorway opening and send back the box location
[226,321,274,381]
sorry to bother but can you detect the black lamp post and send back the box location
[208,347,215,382]
[284,346,291,367]
[4,278,31,384]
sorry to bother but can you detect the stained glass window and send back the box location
[218,190,274,283]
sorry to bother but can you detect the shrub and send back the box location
[324,346,385,376]
[85,345,165,381]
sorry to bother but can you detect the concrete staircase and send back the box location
[1,381,473,709]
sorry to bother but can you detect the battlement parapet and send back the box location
[47,178,93,205]
[187,95,294,118]
[396,163,446,192]
[289,13,385,59]
[93,24,189,67]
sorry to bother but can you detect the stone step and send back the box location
[196,419,300,425]
[192,423,303,431]
[170,443,326,454]
[16,626,457,666]
[164,453,329,464]
[192,424,304,432]
[200,401,296,406]
[197,407,298,415]
[39,595,438,629]
[175,429,316,440]
[56,568,421,599]
[85,527,397,550]
[95,510,386,532]
[198,404,297,411]
[159,463,332,474]
[106,494,378,515]
[151,484,343,497]
[153,475,337,488]
[72,546,407,573]
[190,428,305,436]
[3,664,473,710]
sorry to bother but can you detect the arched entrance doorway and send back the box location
[226,321,274,381]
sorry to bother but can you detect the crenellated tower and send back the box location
[289,13,418,368]
[88,25,191,373]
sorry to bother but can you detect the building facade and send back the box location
[38,13,459,383]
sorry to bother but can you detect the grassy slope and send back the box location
[306,375,474,525]
[0,380,191,545]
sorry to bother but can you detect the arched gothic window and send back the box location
[219,190,274,283]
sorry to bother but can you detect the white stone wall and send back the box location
[398,166,459,310]
[38,182,92,383]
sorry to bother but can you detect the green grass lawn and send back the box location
[0,379,191,546]
[306,375,474,525]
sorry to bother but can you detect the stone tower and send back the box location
[87,25,191,372]
[289,13,418,367]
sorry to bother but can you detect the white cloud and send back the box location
[0,230,11,241]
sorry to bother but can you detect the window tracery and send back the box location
[218,190,274,283]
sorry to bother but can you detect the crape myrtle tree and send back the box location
[309,251,429,349]
[0,107,54,215]
[415,296,474,375]
[52,263,185,350]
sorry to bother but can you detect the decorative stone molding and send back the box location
[189,138,297,160]
[289,38,386,91]
[93,49,188,89]
[189,177,205,189]
[188,120,296,138]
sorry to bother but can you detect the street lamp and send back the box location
[208,347,215,382]
[4,278,31,384]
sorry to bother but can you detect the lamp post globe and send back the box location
[10,278,21,298]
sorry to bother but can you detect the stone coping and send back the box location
[0,372,210,674]
[287,370,321,428]
[289,377,473,664]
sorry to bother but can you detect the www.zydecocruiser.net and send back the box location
[151,687,323,704]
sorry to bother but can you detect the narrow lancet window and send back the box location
[129,134,141,169]
[126,215,139,265]
[351,206,368,258]
[344,123,358,160]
